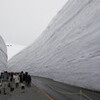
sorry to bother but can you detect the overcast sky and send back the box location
[0,0,68,46]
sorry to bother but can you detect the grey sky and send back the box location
[0,0,68,46]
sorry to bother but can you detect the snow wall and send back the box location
[8,0,100,91]
[0,35,7,72]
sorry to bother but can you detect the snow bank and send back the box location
[8,0,100,91]
[6,43,25,60]
[0,35,7,72]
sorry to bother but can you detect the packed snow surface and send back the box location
[0,35,7,72]
[8,0,100,91]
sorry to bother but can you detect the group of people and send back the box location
[0,71,32,95]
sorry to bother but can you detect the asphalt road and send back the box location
[32,76,100,100]
[0,83,52,100]
[0,76,100,100]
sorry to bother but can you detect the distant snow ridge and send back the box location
[6,43,25,60]
[8,0,100,91]
[0,36,7,72]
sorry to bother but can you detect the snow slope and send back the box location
[0,35,7,72]
[6,43,25,60]
[8,0,100,91]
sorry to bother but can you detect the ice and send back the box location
[8,0,100,91]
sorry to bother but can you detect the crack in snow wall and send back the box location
[8,0,100,91]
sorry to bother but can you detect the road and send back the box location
[0,76,100,100]
[32,76,100,100]
[0,83,53,100]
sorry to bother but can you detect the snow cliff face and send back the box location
[8,0,100,91]
[7,43,25,60]
[0,36,7,72]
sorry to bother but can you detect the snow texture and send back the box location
[6,43,25,60]
[0,35,7,72]
[8,0,100,91]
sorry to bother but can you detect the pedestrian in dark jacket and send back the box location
[19,71,24,83]
[26,74,31,87]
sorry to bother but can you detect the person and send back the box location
[23,72,28,86]
[19,71,24,83]
[2,71,9,94]
[14,73,20,88]
[19,71,25,93]
[9,77,14,95]
[0,73,3,94]
[26,74,31,87]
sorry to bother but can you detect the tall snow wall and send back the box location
[0,35,7,72]
[8,0,100,91]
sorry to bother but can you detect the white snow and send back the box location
[6,43,25,60]
[8,0,100,91]
[0,35,7,72]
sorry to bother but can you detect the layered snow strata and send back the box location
[0,35,7,72]
[8,0,100,91]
